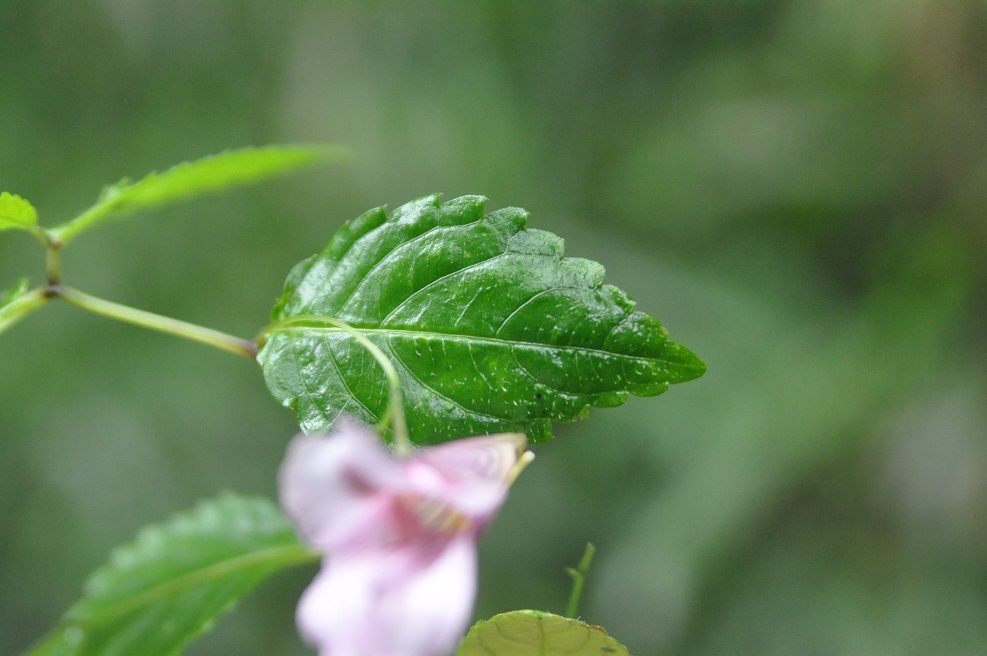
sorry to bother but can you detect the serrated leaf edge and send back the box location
[261,194,705,443]
[0,192,39,230]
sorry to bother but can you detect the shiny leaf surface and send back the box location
[259,195,704,444]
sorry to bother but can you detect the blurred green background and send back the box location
[2,2,986,654]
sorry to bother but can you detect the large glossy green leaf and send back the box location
[0,192,39,233]
[49,145,343,244]
[24,494,315,656]
[258,194,705,444]
[457,610,631,656]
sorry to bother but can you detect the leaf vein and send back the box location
[290,335,332,426]
[336,221,445,314]
[322,332,375,422]
[494,288,561,338]
[337,215,486,317]
[274,326,658,365]
[75,544,315,628]
[385,334,501,422]
[380,249,509,325]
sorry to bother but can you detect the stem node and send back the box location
[565,543,596,619]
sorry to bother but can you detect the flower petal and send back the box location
[297,537,477,656]
[278,422,407,552]
[411,433,528,520]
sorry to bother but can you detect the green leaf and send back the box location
[0,192,39,232]
[24,494,315,656]
[259,194,705,444]
[49,145,344,244]
[457,610,632,656]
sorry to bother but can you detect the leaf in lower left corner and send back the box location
[23,494,314,656]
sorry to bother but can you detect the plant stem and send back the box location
[0,286,50,336]
[45,238,63,285]
[565,543,596,619]
[52,285,259,358]
[259,317,412,453]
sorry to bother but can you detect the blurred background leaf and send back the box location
[458,610,630,656]
[1,2,985,655]
[27,494,312,656]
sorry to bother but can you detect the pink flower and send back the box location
[278,421,531,656]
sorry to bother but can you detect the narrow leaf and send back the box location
[259,195,705,444]
[457,610,631,656]
[0,192,39,232]
[50,145,344,244]
[24,494,315,656]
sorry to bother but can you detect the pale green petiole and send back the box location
[0,287,51,336]
[258,316,412,454]
[53,286,259,358]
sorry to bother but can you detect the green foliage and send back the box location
[259,195,705,444]
[7,3,983,653]
[0,192,39,233]
[49,145,342,244]
[457,610,630,656]
[24,495,315,656]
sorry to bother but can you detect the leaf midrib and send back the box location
[72,543,317,629]
[269,325,663,364]
[337,216,485,315]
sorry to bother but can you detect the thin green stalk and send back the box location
[28,224,50,246]
[0,287,50,336]
[48,202,117,247]
[45,237,63,285]
[259,316,411,453]
[76,544,319,627]
[565,543,596,619]
[53,285,258,358]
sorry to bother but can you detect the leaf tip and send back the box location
[663,341,707,383]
